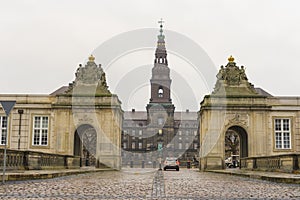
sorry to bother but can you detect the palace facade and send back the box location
[0,56,123,169]
[1,22,299,172]
[121,24,199,167]
[199,56,300,171]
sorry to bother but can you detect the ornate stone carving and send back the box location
[77,114,94,124]
[212,56,258,96]
[227,113,249,127]
[65,55,110,95]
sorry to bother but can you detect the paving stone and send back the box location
[0,168,299,199]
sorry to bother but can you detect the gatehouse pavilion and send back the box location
[199,56,300,172]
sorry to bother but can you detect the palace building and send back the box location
[1,21,299,172]
[121,23,199,167]
[199,56,300,172]
[0,55,123,170]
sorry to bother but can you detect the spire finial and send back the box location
[158,18,164,36]
[228,55,234,63]
[89,54,95,62]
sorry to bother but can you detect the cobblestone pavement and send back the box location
[164,169,300,199]
[151,170,165,199]
[0,168,300,199]
[0,169,156,200]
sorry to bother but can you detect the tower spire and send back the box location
[155,18,167,65]
[150,19,171,104]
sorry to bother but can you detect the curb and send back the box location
[0,169,111,182]
[207,170,300,184]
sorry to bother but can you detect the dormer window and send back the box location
[158,87,163,98]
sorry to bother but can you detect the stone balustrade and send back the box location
[0,149,80,171]
[240,154,300,173]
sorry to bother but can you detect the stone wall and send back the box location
[240,154,300,173]
[0,149,80,170]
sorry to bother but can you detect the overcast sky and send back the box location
[1,0,300,111]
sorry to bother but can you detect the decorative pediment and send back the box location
[212,56,258,96]
[65,55,111,96]
[227,113,249,128]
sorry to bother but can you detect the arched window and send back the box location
[158,87,163,98]
[158,117,164,125]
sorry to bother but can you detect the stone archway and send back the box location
[74,124,97,167]
[225,126,248,164]
[224,126,248,168]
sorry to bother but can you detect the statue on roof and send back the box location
[65,55,111,95]
[212,56,258,96]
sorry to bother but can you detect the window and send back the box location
[138,142,142,149]
[178,131,182,136]
[147,143,153,150]
[138,130,142,139]
[132,142,135,149]
[123,142,127,149]
[0,116,8,145]
[185,130,190,136]
[178,143,182,149]
[158,87,163,98]
[158,117,164,125]
[274,119,291,149]
[33,116,49,146]
[194,130,197,136]
[185,143,190,149]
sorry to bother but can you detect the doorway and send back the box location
[74,124,97,167]
[224,126,248,168]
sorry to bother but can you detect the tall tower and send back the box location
[146,20,175,153]
[150,19,172,104]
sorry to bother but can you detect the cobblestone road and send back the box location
[164,169,300,199]
[0,168,300,199]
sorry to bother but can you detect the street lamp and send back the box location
[17,109,23,150]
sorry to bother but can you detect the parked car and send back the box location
[163,157,180,171]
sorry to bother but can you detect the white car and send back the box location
[163,157,180,171]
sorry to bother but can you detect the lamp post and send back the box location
[17,109,23,150]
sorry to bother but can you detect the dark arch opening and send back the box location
[225,126,248,158]
[74,124,97,167]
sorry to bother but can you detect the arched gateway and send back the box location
[199,56,269,170]
[224,126,248,168]
[58,55,122,170]
[74,124,97,167]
